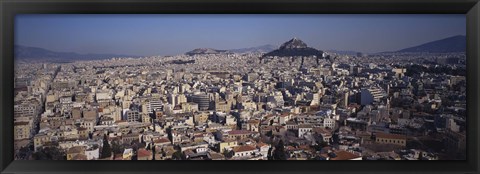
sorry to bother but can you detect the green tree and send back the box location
[273,140,287,160]
[418,152,424,160]
[151,141,156,160]
[146,143,151,151]
[172,150,185,160]
[267,147,273,160]
[166,127,173,142]
[111,141,124,154]
[266,130,273,137]
[32,146,66,160]
[16,146,31,160]
[101,134,112,159]
[312,141,327,151]
[223,150,234,159]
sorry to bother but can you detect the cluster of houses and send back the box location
[13,50,466,160]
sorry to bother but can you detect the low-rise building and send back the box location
[232,145,257,158]
[67,146,86,160]
[375,133,407,146]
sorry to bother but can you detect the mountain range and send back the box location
[15,35,466,62]
[396,35,466,53]
[325,50,360,56]
[185,44,278,56]
[15,45,139,63]
[185,48,230,56]
[229,44,277,54]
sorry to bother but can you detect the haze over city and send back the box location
[15,14,465,56]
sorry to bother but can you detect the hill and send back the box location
[397,35,466,53]
[185,48,231,56]
[262,38,324,58]
[229,44,277,54]
[15,45,138,62]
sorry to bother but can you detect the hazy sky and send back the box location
[15,14,465,56]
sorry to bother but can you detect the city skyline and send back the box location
[13,15,466,161]
[15,14,465,56]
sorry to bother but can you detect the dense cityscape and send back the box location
[13,37,466,160]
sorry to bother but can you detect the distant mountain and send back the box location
[280,38,308,49]
[263,38,324,58]
[185,48,231,56]
[15,45,139,62]
[229,44,277,54]
[397,35,466,53]
[325,50,360,56]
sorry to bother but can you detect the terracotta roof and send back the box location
[228,130,251,135]
[313,127,331,135]
[232,145,257,153]
[137,148,152,158]
[329,150,361,160]
[286,146,295,151]
[376,133,407,140]
[298,145,310,150]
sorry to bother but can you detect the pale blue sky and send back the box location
[15,14,465,56]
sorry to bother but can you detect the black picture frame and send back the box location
[1,0,479,174]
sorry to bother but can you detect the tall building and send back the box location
[193,94,210,111]
[306,92,320,106]
[444,129,466,158]
[344,92,349,108]
[168,94,177,106]
[14,103,37,118]
[176,94,187,106]
[359,87,386,105]
[14,121,32,140]
[149,99,163,112]
[142,101,151,115]
[168,94,186,107]
[126,110,140,122]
